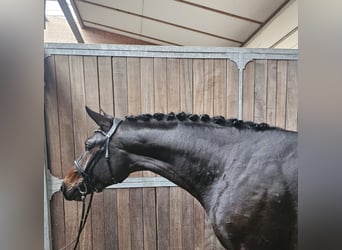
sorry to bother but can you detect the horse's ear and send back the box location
[100,108,114,119]
[85,106,112,131]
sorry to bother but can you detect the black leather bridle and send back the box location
[74,118,122,195]
[63,118,122,250]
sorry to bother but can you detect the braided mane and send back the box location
[125,112,275,131]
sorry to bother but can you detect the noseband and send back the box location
[74,118,122,195]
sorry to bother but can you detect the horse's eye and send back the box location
[85,142,91,151]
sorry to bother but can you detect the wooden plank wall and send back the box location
[242,60,298,131]
[45,55,297,250]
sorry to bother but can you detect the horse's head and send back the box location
[61,107,130,201]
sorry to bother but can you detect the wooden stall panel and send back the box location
[167,58,181,112]
[193,59,204,114]
[286,60,298,131]
[242,59,298,131]
[166,58,183,250]
[180,58,203,250]
[45,56,66,250]
[69,56,94,250]
[193,58,226,250]
[227,60,239,118]
[266,60,277,127]
[140,57,158,250]
[111,56,129,250]
[89,57,112,250]
[242,61,255,121]
[180,59,193,112]
[182,190,195,250]
[83,56,99,118]
[82,56,114,250]
[113,57,128,119]
[203,59,214,115]
[143,187,157,250]
[141,58,155,115]
[117,188,131,250]
[254,60,268,123]
[126,57,145,250]
[112,57,131,250]
[156,187,170,250]
[169,187,183,249]
[55,55,79,249]
[276,60,288,128]
[104,190,119,250]
[69,56,87,157]
[205,58,227,250]
[46,52,297,250]
[194,199,205,250]
[130,186,144,250]
[153,58,171,250]
[154,58,167,114]
[192,58,206,250]
[45,56,62,178]
[140,58,156,177]
[127,57,141,116]
[213,59,227,117]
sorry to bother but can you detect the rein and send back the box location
[61,118,122,250]
[73,191,94,250]
[58,192,93,250]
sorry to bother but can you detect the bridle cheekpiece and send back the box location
[74,118,122,195]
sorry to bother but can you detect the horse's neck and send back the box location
[118,122,227,205]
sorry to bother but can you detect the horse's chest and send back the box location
[209,185,296,250]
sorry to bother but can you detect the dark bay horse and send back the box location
[61,107,298,250]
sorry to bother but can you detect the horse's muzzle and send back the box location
[60,182,83,201]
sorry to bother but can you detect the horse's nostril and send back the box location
[60,183,65,193]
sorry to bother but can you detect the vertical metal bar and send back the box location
[44,169,52,250]
[238,68,243,120]
[234,53,252,121]
[235,53,247,121]
[44,144,52,250]
[57,0,84,43]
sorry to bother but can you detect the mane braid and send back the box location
[125,112,275,131]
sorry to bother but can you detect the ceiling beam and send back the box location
[57,0,84,43]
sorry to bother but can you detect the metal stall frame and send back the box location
[44,43,297,250]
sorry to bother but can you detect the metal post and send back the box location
[44,146,52,250]
[238,68,244,120]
